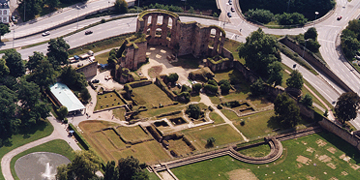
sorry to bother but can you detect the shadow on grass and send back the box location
[318,131,360,164]
[171,54,201,69]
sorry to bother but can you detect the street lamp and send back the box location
[314,11,319,27]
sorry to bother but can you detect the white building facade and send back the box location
[0,0,9,24]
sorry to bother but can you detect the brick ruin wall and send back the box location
[76,61,97,78]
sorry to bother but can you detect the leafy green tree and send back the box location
[178,91,190,102]
[17,78,42,109]
[186,104,201,119]
[286,70,303,89]
[117,156,148,180]
[273,92,301,128]
[181,84,191,92]
[47,37,70,68]
[206,137,216,148]
[207,79,218,86]
[304,27,318,40]
[341,36,360,59]
[114,0,128,14]
[306,39,321,53]
[2,49,25,78]
[0,86,19,140]
[335,92,360,123]
[80,88,91,104]
[250,78,265,96]
[18,0,42,21]
[67,150,101,180]
[27,52,46,72]
[267,61,283,86]
[278,12,307,25]
[192,83,202,94]
[0,58,9,78]
[103,161,118,180]
[238,28,281,77]
[60,66,88,91]
[0,23,10,42]
[45,0,60,9]
[167,73,179,85]
[58,106,68,120]
[301,94,313,107]
[56,164,69,180]
[204,84,218,94]
[188,6,195,14]
[219,79,231,94]
[245,8,274,24]
[108,48,118,69]
[28,59,57,90]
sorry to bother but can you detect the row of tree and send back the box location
[245,9,307,25]
[341,19,360,60]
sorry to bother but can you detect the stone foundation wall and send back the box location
[76,61,97,78]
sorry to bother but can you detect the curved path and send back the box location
[1,115,81,180]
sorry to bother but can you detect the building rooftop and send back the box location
[49,82,85,112]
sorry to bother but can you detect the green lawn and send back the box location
[94,92,125,111]
[95,52,110,64]
[10,139,76,180]
[113,107,127,121]
[237,144,271,157]
[171,54,201,69]
[116,125,152,142]
[172,132,360,180]
[183,124,244,150]
[0,121,54,180]
[132,84,174,108]
[209,112,225,124]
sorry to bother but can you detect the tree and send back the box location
[192,83,202,94]
[66,150,101,180]
[245,8,274,24]
[206,137,216,148]
[47,37,70,68]
[335,92,360,123]
[250,78,265,96]
[80,88,91,104]
[0,58,9,78]
[18,0,42,20]
[306,38,321,53]
[17,78,41,109]
[114,0,128,14]
[60,66,88,91]
[0,23,10,42]
[58,106,68,120]
[204,84,218,94]
[207,79,218,86]
[304,27,318,40]
[238,28,281,77]
[56,164,69,180]
[103,161,118,180]
[167,73,179,85]
[117,156,148,180]
[267,61,283,86]
[45,0,60,9]
[219,79,231,94]
[28,59,57,90]
[273,93,301,128]
[27,52,46,72]
[278,12,307,25]
[186,104,201,119]
[286,70,303,89]
[2,49,25,78]
[301,94,313,107]
[0,86,19,140]
[107,48,118,69]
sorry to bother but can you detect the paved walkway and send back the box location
[1,114,81,180]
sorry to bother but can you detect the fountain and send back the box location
[41,163,56,180]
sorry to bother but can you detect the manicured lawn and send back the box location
[94,92,125,111]
[183,124,244,150]
[132,84,174,108]
[168,138,195,156]
[149,172,160,180]
[116,125,152,142]
[137,104,185,118]
[237,144,271,157]
[172,132,360,180]
[209,112,225,124]
[10,139,76,180]
[223,39,244,63]
[95,52,109,64]
[220,109,239,121]
[0,121,53,180]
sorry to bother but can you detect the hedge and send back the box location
[68,123,91,150]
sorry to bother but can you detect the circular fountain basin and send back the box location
[15,152,71,180]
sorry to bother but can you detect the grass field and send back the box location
[116,125,152,142]
[168,138,195,156]
[183,124,244,150]
[237,144,271,157]
[95,52,109,64]
[0,121,53,180]
[171,132,360,180]
[209,112,225,124]
[10,139,76,180]
[113,107,127,121]
[132,84,174,108]
[94,92,125,111]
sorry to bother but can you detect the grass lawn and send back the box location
[116,125,152,142]
[183,124,244,150]
[209,112,225,124]
[10,139,76,180]
[220,109,239,121]
[94,92,125,111]
[113,107,127,121]
[95,52,109,64]
[132,84,174,108]
[172,132,360,180]
[171,54,201,69]
[168,138,195,155]
[237,144,271,157]
[0,121,53,180]
[79,121,119,133]
[149,172,160,180]
[223,39,244,64]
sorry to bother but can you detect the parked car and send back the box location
[231,7,235,12]
[227,12,232,18]
[228,0,232,5]
[92,79,99,83]
[85,30,93,35]
[337,16,342,20]
[42,31,50,36]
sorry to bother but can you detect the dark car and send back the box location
[85,30,93,35]
[337,16,342,20]
[92,79,99,83]
[231,7,235,12]
[227,12,232,18]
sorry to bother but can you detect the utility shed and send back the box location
[49,82,85,113]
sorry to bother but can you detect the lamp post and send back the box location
[314,11,319,27]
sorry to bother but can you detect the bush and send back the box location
[240,120,245,126]
[301,94,313,107]
[250,78,265,96]
[178,92,190,102]
[181,84,192,93]
[57,106,68,120]
[114,0,128,14]
[204,84,218,94]
[277,12,307,25]
[213,12,218,17]
[245,8,274,24]
[167,73,179,85]
[101,19,106,23]
[217,104,222,109]
[186,104,201,119]
[189,6,195,14]
[192,83,202,94]
[219,80,231,94]
[207,79,218,86]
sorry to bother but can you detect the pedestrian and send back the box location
[240,29,242,32]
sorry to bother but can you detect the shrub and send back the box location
[57,106,68,120]
[217,104,222,109]
[192,83,202,94]
[245,8,274,24]
[240,120,245,126]
[250,78,265,96]
[114,0,128,14]
[181,84,192,93]
[204,84,218,94]
[207,79,218,86]
[219,80,231,94]
[206,137,216,148]
[301,94,313,107]
[189,6,195,14]
[167,73,179,85]
[101,19,106,23]
[277,12,307,25]
[178,92,190,102]
[186,104,201,119]
[213,12,218,17]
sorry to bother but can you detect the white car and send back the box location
[42,31,50,36]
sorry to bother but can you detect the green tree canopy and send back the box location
[63,150,101,180]
[301,93,313,107]
[18,0,42,21]
[286,70,303,89]
[28,59,57,90]
[60,66,88,91]
[0,23,10,42]
[304,27,318,40]
[0,86,19,140]
[27,51,46,71]
[114,0,128,14]
[267,61,283,86]
[192,83,202,94]
[335,92,360,123]
[219,79,231,94]
[244,8,274,24]
[2,49,25,78]
[0,58,9,78]
[167,73,179,85]
[47,37,70,68]
[277,12,307,25]
[117,156,148,180]
[273,92,301,128]
[58,106,68,120]
[238,28,281,77]
[186,104,201,119]
[250,78,265,96]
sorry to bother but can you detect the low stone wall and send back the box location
[76,61,97,78]
[155,76,177,101]
[127,80,152,88]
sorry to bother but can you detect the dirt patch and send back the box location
[339,154,351,162]
[315,139,327,147]
[350,163,360,170]
[159,171,176,180]
[329,177,338,180]
[297,163,303,168]
[306,147,315,153]
[341,171,348,176]
[306,175,318,180]
[227,169,258,180]
[296,155,310,165]
[318,155,331,163]
[327,147,337,154]
[148,65,163,78]
[327,163,336,169]
[301,141,307,145]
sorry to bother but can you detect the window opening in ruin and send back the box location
[156,28,162,37]
[168,18,173,30]
[157,15,164,25]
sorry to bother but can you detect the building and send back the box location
[0,0,9,24]
[49,82,85,113]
